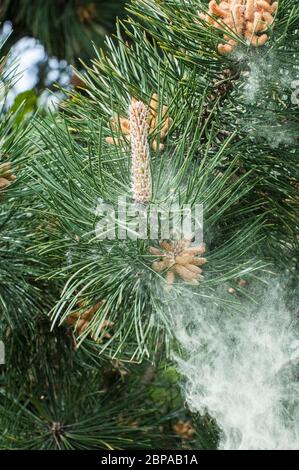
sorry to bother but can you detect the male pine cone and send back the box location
[0,162,16,190]
[129,99,152,204]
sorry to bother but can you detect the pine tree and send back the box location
[0,26,218,450]
[0,0,298,450]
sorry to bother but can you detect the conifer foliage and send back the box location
[0,0,127,63]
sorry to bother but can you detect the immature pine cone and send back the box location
[129,99,152,204]
[149,239,206,291]
[77,3,96,23]
[67,300,114,342]
[199,0,278,54]
[106,93,173,151]
[172,420,196,440]
[0,162,16,190]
